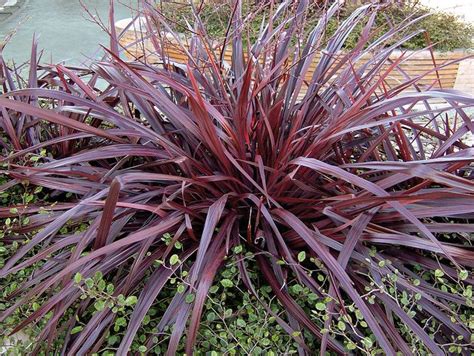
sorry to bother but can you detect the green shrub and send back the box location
[161,0,474,51]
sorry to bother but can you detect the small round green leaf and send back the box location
[73,272,82,284]
[315,302,326,311]
[220,279,234,288]
[169,254,180,266]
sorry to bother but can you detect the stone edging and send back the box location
[0,0,27,23]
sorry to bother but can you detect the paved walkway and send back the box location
[0,0,23,22]
[0,0,18,9]
[420,0,474,23]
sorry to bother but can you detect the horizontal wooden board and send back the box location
[119,32,464,91]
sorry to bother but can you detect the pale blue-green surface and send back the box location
[0,0,136,64]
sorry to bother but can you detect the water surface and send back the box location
[0,0,137,64]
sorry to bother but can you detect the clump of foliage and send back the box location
[161,0,474,51]
[371,1,474,50]
[1,0,474,354]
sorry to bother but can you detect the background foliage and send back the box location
[161,0,474,51]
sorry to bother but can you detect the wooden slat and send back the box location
[118,29,464,91]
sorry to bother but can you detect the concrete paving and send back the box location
[0,0,18,10]
[0,0,23,22]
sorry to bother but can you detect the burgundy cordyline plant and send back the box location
[0,0,473,354]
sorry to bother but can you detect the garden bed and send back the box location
[1,1,473,354]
